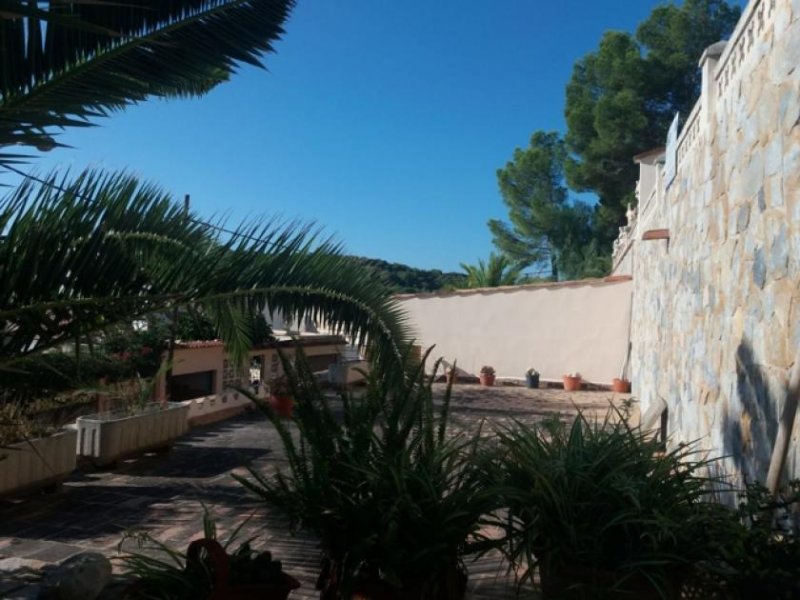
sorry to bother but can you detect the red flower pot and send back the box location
[479,374,495,387]
[562,375,582,392]
[270,394,294,418]
[612,378,631,393]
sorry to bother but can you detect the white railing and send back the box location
[715,0,776,102]
[676,100,702,167]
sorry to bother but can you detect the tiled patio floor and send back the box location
[0,384,630,599]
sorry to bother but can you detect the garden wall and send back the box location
[395,277,633,385]
[616,0,800,486]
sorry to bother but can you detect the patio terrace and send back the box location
[0,384,630,599]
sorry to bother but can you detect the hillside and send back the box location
[353,257,466,293]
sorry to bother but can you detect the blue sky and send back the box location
[11,1,725,272]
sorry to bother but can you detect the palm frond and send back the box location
[0,0,295,165]
[0,169,410,376]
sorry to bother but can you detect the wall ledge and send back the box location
[394,275,632,300]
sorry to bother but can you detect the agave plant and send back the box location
[235,349,497,599]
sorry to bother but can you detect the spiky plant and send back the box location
[0,170,409,374]
[235,349,497,599]
[496,411,729,599]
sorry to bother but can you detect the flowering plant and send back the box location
[526,368,539,376]
[480,365,495,376]
[565,372,581,378]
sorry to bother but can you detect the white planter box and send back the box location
[0,429,78,497]
[76,402,189,466]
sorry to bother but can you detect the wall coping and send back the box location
[394,275,632,300]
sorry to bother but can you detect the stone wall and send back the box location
[625,0,800,486]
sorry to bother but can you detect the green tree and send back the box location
[458,253,526,289]
[488,131,604,281]
[0,2,410,379]
[564,0,740,244]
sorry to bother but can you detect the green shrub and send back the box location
[692,480,800,599]
[496,410,727,599]
[235,350,496,599]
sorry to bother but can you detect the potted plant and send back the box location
[525,368,539,389]
[268,376,293,418]
[236,351,496,599]
[562,372,582,392]
[479,365,496,387]
[495,410,726,599]
[76,369,189,467]
[611,377,631,393]
[119,508,300,599]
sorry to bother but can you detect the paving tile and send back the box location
[0,387,623,599]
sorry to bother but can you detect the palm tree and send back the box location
[459,253,527,289]
[0,1,410,376]
[0,170,409,374]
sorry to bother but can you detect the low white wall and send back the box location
[396,277,633,385]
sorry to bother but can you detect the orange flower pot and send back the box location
[479,374,496,387]
[270,394,294,418]
[612,378,631,393]
[563,375,582,392]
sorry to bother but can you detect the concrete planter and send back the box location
[0,429,78,497]
[77,402,189,466]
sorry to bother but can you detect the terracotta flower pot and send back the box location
[612,378,631,393]
[186,539,300,600]
[270,394,294,418]
[479,374,495,387]
[562,375,582,392]
[446,372,457,385]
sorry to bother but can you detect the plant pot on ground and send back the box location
[495,410,728,600]
[611,378,631,393]
[525,369,539,389]
[268,376,293,418]
[235,349,496,600]
[479,365,496,387]
[119,508,300,600]
[562,373,582,391]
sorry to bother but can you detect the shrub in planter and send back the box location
[525,368,539,389]
[611,378,631,393]
[119,508,300,599]
[479,365,495,386]
[235,349,496,600]
[495,410,727,599]
[562,372,582,391]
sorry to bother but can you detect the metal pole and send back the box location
[164,194,190,401]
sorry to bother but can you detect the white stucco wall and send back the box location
[396,277,633,385]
